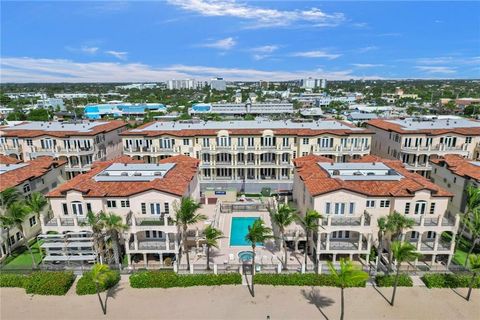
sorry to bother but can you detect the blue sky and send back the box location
[1,1,479,82]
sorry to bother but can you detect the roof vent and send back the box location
[133,172,142,176]
[121,172,128,176]
[154,172,162,176]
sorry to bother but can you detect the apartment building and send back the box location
[293,155,459,267]
[121,119,373,193]
[430,155,480,218]
[367,117,480,177]
[0,120,127,178]
[43,155,200,266]
[0,155,67,260]
[188,102,294,116]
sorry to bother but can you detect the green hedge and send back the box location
[25,271,75,295]
[130,271,241,288]
[375,274,413,287]
[421,273,480,288]
[76,270,121,295]
[0,273,28,288]
[254,273,366,287]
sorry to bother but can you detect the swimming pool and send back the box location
[229,217,261,246]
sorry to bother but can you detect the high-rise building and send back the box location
[210,77,227,91]
[166,79,197,90]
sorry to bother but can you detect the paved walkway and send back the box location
[1,283,478,320]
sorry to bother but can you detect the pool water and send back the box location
[238,251,254,262]
[229,217,261,246]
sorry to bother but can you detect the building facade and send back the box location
[367,117,480,177]
[121,119,372,193]
[293,155,459,267]
[0,121,127,179]
[0,155,67,260]
[210,78,226,91]
[188,102,294,117]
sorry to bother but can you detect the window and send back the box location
[164,202,170,214]
[414,201,427,215]
[349,203,355,214]
[150,203,161,215]
[410,231,419,240]
[29,216,37,227]
[202,138,210,147]
[429,202,436,215]
[426,231,436,239]
[16,232,22,241]
[62,203,68,215]
[247,137,254,147]
[334,203,340,215]
[23,184,31,193]
[121,200,130,208]
[26,139,33,146]
[465,136,472,144]
[405,203,410,214]
[302,138,309,145]
[107,200,117,208]
[237,137,244,147]
[282,137,289,147]
[183,139,190,146]
[380,200,390,208]
[9,235,15,246]
[86,203,92,213]
[146,230,161,239]
[71,202,84,216]
[325,202,331,214]
[332,231,350,239]
[366,200,375,208]
[141,203,147,214]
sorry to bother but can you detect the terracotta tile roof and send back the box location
[0,156,67,192]
[47,155,199,198]
[0,155,21,164]
[430,154,480,182]
[294,154,452,198]
[367,118,480,136]
[1,120,127,138]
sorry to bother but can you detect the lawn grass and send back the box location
[1,240,44,270]
[442,232,479,269]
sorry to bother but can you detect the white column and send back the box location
[134,233,139,250]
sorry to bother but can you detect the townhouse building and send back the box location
[430,155,480,218]
[121,119,373,193]
[367,117,480,177]
[0,155,67,260]
[292,154,459,267]
[43,155,200,266]
[0,120,127,178]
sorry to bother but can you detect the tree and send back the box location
[101,212,128,269]
[7,202,36,268]
[81,211,106,264]
[466,254,480,301]
[27,108,50,121]
[376,217,388,270]
[173,197,206,270]
[270,204,296,270]
[0,187,20,213]
[204,225,224,271]
[464,208,480,267]
[245,219,273,297]
[456,185,480,253]
[327,259,369,320]
[296,209,322,271]
[390,241,421,306]
[91,263,111,315]
[25,192,47,220]
[385,212,415,270]
[0,215,14,255]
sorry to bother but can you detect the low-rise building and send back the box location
[293,154,459,266]
[36,98,65,110]
[188,102,294,116]
[0,120,127,178]
[0,156,67,260]
[43,155,200,266]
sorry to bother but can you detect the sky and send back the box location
[1,0,479,82]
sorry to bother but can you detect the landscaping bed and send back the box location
[76,270,121,295]
[254,273,367,287]
[421,273,480,288]
[375,274,413,287]
[0,271,75,295]
[130,271,241,288]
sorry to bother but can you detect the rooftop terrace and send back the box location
[318,162,403,181]
[387,117,480,131]
[94,163,176,182]
[2,121,108,132]
[0,163,28,174]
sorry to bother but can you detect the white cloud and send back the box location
[416,66,457,74]
[357,46,378,53]
[291,50,341,60]
[250,45,279,60]
[0,57,381,83]
[200,37,236,50]
[105,50,128,60]
[81,46,99,54]
[166,0,345,28]
[352,63,384,68]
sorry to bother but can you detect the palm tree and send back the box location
[81,211,106,263]
[376,217,388,271]
[7,202,36,268]
[101,212,128,269]
[245,219,273,297]
[385,212,415,270]
[0,215,14,255]
[390,241,421,306]
[173,197,206,270]
[25,192,47,220]
[296,209,322,271]
[270,204,296,270]
[464,208,480,267]
[466,254,480,301]
[91,263,111,315]
[456,185,480,251]
[204,225,224,271]
[327,258,369,320]
[0,187,20,213]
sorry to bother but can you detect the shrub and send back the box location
[421,273,480,288]
[375,274,413,287]
[130,271,241,288]
[76,270,121,295]
[0,273,28,288]
[254,273,366,287]
[25,271,75,295]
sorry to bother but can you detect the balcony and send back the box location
[409,239,452,252]
[0,145,21,155]
[320,239,368,251]
[56,146,95,156]
[312,144,370,155]
[411,215,458,228]
[123,146,179,155]
[126,215,175,228]
[320,212,371,228]
[401,143,469,155]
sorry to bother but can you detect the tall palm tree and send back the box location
[270,203,296,270]
[101,212,128,269]
[385,212,415,269]
[376,217,388,271]
[390,241,421,306]
[81,211,106,264]
[173,197,206,270]
[204,225,224,271]
[296,209,322,271]
[466,254,480,301]
[7,202,36,268]
[245,219,273,297]
[0,215,14,255]
[464,208,480,267]
[91,263,111,315]
[327,258,369,320]
[0,187,20,213]
[456,185,480,251]
[25,192,47,220]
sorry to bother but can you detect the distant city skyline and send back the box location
[1,0,479,82]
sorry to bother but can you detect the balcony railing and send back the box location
[130,216,175,227]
